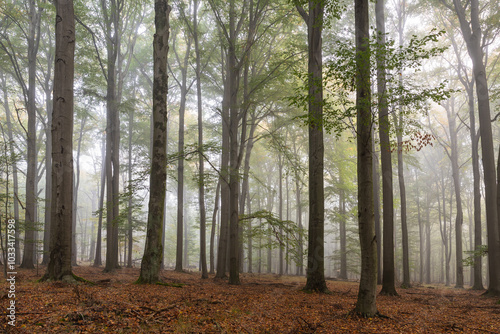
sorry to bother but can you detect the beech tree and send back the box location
[0,0,43,269]
[375,0,398,296]
[295,0,328,293]
[354,0,378,316]
[138,0,170,284]
[445,0,500,296]
[43,0,75,282]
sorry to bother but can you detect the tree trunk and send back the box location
[174,32,192,272]
[395,111,410,289]
[278,153,284,276]
[215,46,230,279]
[72,116,86,266]
[285,171,290,275]
[240,119,257,273]
[376,0,397,295]
[467,83,483,289]
[452,0,500,296]
[425,192,431,284]
[1,76,21,265]
[444,98,464,288]
[394,0,410,289]
[438,176,451,286]
[40,37,54,265]
[183,206,189,267]
[372,134,382,284]
[192,0,208,279]
[103,0,121,273]
[247,191,253,273]
[93,134,105,267]
[44,0,75,282]
[355,0,378,316]
[21,0,42,270]
[161,109,169,269]
[266,173,273,273]
[210,180,220,274]
[300,0,327,293]
[137,0,170,284]
[416,170,424,283]
[127,106,134,268]
[228,0,241,285]
[293,138,304,276]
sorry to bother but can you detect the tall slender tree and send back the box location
[171,20,193,272]
[191,0,208,279]
[355,0,378,316]
[43,0,75,282]
[295,0,327,293]
[138,0,170,284]
[15,0,43,269]
[446,0,500,296]
[102,0,121,272]
[375,0,398,295]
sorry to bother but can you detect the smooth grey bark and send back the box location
[376,0,397,295]
[394,111,410,289]
[192,0,208,279]
[266,170,273,273]
[285,171,290,275]
[339,178,347,280]
[278,153,284,275]
[247,190,253,273]
[72,116,86,266]
[425,192,431,284]
[445,98,464,288]
[127,105,134,268]
[227,0,241,285]
[215,43,230,278]
[103,0,121,273]
[438,175,452,286]
[44,0,75,282]
[210,180,220,274]
[296,0,327,293]
[1,76,21,265]
[93,134,105,267]
[416,170,424,283]
[450,0,500,295]
[240,118,257,273]
[161,110,169,269]
[172,30,192,272]
[39,31,54,265]
[293,138,304,276]
[394,0,410,289]
[444,10,484,290]
[468,84,483,290]
[372,135,382,284]
[21,0,42,270]
[355,0,378,316]
[183,205,189,267]
[138,0,170,284]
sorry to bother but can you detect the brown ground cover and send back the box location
[1,266,499,333]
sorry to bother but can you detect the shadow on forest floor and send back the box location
[1,266,499,333]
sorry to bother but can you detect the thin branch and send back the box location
[75,16,108,81]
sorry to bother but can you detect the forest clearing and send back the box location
[1,266,500,333]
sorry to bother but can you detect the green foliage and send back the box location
[321,28,452,137]
[462,245,488,267]
[240,210,307,266]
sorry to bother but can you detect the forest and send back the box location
[1,0,500,332]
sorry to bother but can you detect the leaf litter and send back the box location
[1,266,499,333]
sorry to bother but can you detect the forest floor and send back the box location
[1,266,500,333]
